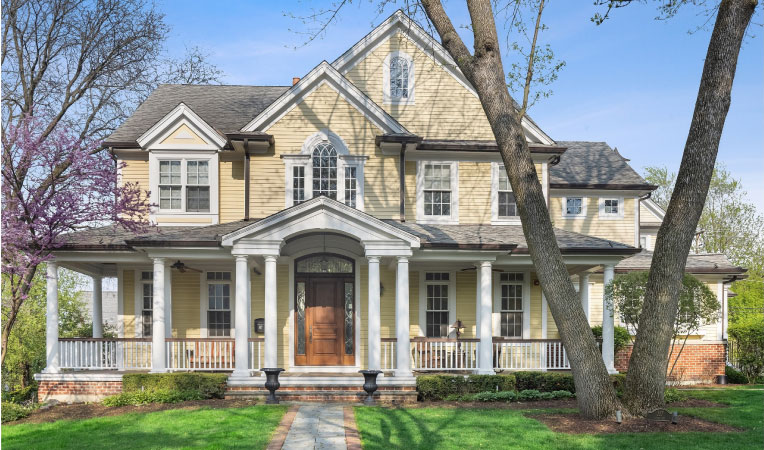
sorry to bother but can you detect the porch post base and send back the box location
[393,370,413,378]
[607,368,619,375]
[476,369,495,375]
[230,370,252,379]
[149,369,168,374]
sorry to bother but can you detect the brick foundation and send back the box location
[615,341,725,384]
[225,385,417,405]
[38,379,123,403]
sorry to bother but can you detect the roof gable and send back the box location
[241,61,408,134]
[137,102,227,150]
[332,10,554,145]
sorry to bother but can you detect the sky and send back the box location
[158,0,764,212]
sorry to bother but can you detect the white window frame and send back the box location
[139,271,153,338]
[493,270,531,339]
[416,161,459,224]
[200,270,235,338]
[561,196,587,219]
[491,162,520,224]
[149,150,219,223]
[283,129,366,210]
[599,196,625,219]
[418,271,456,338]
[382,51,415,105]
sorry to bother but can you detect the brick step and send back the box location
[224,389,417,405]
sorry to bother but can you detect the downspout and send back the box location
[244,138,250,221]
[399,143,406,222]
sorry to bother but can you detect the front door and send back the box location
[294,254,355,366]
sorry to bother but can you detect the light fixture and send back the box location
[450,319,465,339]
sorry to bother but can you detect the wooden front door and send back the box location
[294,273,355,366]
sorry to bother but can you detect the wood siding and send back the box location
[549,196,637,246]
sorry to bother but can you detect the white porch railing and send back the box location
[411,338,479,371]
[249,338,263,370]
[381,338,396,370]
[59,338,152,370]
[493,339,570,370]
[166,338,235,371]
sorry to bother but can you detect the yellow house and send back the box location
[38,11,744,402]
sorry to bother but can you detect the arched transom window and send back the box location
[312,142,338,200]
[389,56,409,99]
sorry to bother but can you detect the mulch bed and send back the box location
[11,398,258,425]
[533,413,740,434]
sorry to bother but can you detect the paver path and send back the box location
[281,404,348,450]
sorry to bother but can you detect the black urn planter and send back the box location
[359,370,382,405]
[263,368,284,404]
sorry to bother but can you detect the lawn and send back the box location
[355,386,763,450]
[1,404,287,450]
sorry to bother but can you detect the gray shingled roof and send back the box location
[550,141,653,189]
[106,85,290,144]
[616,250,746,274]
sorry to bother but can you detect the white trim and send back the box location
[598,196,625,220]
[137,103,226,149]
[418,271,457,338]
[382,50,415,105]
[117,268,124,338]
[641,198,666,222]
[492,271,531,339]
[416,161,459,224]
[490,162,521,225]
[542,162,549,207]
[242,61,407,134]
[716,281,724,340]
[148,151,219,224]
[134,269,152,338]
[330,10,555,146]
[561,196,587,219]
[635,198,641,247]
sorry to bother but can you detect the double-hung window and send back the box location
[186,161,210,212]
[207,272,232,337]
[424,273,451,338]
[159,161,182,210]
[157,159,211,213]
[499,273,523,338]
[140,271,153,337]
[493,164,519,222]
[344,166,358,208]
[418,162,458,223]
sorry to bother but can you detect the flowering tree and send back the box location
[1,114,152,365]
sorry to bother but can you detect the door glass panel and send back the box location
[296,255,353,273]
[296,282,306,355]
[344,282,354,355]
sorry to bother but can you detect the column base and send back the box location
[607,367,619,375]
[476,369,495,375]
[149,369,168,374]
[229,369,253,380]
[394,369,413,378]
[42,366,60,374]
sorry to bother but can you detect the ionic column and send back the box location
[478,261,494,374]
[164,263,172,339]
[44,261,60,373]
[395,256,411,377]
[150,258,166,373]
[602,264,617,373]
[579,273,590,321]
[367,256,381,371]
[264,255,278,369]
[233,255,251,377]
[92,275,103,338]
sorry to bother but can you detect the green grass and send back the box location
[1,405,287,450]
[355,387,763,450]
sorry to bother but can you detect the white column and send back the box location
[395,256,411,377]
[164,264,172,339]
[579,273,590,322]
[478,261,494,374]
[150,258,166,373]
[233,255,250,377]
[475,271,481,338]
[541,293,548,339]
[602,264,616,373]
[367,256,381,371]
[44,261,60,373]
[92,275,103,338]
[264,255,278,369]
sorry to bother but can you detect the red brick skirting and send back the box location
[615,342,725,383]
[38,380,123,403]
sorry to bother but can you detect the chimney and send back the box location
[292,77,300,86]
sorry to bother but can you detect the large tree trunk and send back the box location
[624,0,756,415]
[1,267,37,367]
[421,0,621,419]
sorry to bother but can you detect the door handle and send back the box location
[309,325,313,343]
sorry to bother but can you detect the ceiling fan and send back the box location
[170,260,202,273]
[460,267,505,273]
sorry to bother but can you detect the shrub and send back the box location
[468,391,517,402]
[466,374,516,393]
[517,389,542,401]
[664,388,686,404]
[551,390,574,399]
[610,373,627,394]
[591,325,631,355]
[725,365,748,384]
[121,373,228,399]
[102,389,204,407]
[1,383,38,404]
[514,372,575,393]
[1,402,32,423]
[416,375,467,401]
[729,317,764,384]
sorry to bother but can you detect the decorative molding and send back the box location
[137,103,226,149]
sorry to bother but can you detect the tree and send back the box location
[0,115,151,366]
[605,271,719,381]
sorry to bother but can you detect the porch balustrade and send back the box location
[381,338,397,371]
[411,338,480,371]
[59,338,152,370]
[492,338,570,370]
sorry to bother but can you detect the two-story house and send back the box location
[37,11,744,403]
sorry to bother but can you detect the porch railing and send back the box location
[59,338,152,370]
[411,337,479,371]
[493,339,570,370]
[166,338,236,371]
[249,338,264,370]
[381,338,396,370]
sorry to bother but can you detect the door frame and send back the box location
[287,251,362,372]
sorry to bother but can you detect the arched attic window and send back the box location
[383,52,414,104]
[312,141,338,200]
[389,56,409,99]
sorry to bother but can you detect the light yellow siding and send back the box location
[171,271,201,338]
[344,32,495,140]
[549,196,637,245]
[123,270,135,337]
[459,162,492,224]
[120,159,149,189]
[220,160,245,222]
[640,202,662,226]
[160,123,207,145]
[529,276,543,339]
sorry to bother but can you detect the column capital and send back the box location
[479,260,493,268]
[233,254,249,262]
[396,256,408,263]
[580,272,590,281]
[47,259,58,269]
[263,255,278,263]
[152,257,166,264]
[367,255,381,263]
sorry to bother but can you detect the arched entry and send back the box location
[294,253,355,366]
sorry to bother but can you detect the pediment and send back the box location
[137,103,227,150]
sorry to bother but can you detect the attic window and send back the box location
[383,52,414,104]
[390,56,409,99]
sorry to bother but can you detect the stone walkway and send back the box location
[278,404,350,450]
